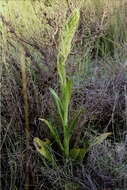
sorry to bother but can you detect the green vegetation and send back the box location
[34,9,111,164]
[1,0,127,189]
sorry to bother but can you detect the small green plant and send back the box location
[34,9,111,165]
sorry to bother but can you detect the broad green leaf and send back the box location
[49,88,64,123]
[70,133,111,161]
[70,147,87,161]
[89,132,112,148]
[70,148,81,160]
[33,137,52,162]
[39,118,64,152]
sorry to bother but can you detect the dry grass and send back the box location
[1,0,127,189]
